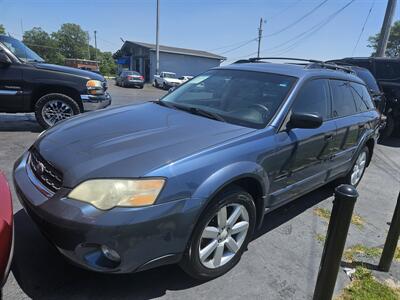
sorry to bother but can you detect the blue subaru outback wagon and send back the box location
[14,58,379,279]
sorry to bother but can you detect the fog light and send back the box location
[101,245,121,263]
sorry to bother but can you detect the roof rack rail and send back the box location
[241,57,355,74]
[248,57,323,63]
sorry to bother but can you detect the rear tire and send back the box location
[337,146,370,187]
[180,186,256,280]
[35,93,81,129]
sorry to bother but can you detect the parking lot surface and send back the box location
[1,82,400,299]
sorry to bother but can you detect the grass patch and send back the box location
[343,244,382,262]
[337,267,400,300]
[314,207,331,220]
[351,214,365,229]
[313,207,364,229]
[315,233,326,243]
[394,247,400,261]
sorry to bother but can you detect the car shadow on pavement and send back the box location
[11,186,333,299]
[378,136,400,148]
[253,185,333,240]
[0,114,42,132]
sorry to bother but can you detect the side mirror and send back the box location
[288,112,323,129]
[0,51,11,65]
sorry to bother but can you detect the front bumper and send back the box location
[80,92,112,112]
[13,152,201,273]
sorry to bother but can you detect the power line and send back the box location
[211,0,327,55]
[267,0,303,21]
[269,0,356,56]
[217,38,257,55]
[207,38,258,52]
[263,0,329,38]
[352,0,375,56]
[228,0,356,62]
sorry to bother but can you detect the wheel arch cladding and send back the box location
[192,161,269,229]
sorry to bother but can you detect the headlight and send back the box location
[68,179,165,210]
[86,80,104,95]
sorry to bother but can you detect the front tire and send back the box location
[180,186,256,280]
[35,93,81,129]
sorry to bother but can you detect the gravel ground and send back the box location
[1,82,399,299]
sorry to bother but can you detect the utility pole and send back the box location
[156,0,160,75]
[376,0,397,57]
[86,31,91,60]
[257,17,264,59]
[94,30,98,60]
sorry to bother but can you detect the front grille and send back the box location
[102,80,108,91]
[29,148,63,192]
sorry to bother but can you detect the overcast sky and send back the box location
[1,0,399,63]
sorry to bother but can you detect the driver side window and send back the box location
[292,79,330,120]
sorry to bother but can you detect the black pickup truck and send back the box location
[0,35,111,128]
[328,57,400,137]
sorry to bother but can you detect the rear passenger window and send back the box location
[349,82,374,112]
[330,80,357,118]
[292,79,330,120]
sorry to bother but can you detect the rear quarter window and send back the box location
[349,82,375,112]
[330,80,358,118]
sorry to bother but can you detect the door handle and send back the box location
[324,134,333,141]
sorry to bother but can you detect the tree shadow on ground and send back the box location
[11,186,333,299]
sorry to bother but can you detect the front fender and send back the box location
[191,161,269,228]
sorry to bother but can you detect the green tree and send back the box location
[52,23,89,59]
[0,24,5,35]
[368,20,400,57]
[98,51,116,76]
[23,27,64,65]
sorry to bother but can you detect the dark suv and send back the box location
[329,57,400,137]
[14,59,379,280]
[0,35,111,128]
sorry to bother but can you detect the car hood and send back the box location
[34,63,104,81]
[36,103,254,188]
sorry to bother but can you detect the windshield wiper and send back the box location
[190,107,226,122]
[153,101,226,122]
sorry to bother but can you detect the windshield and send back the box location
[161,69,296,128]
[164,73,177,78]
[0,36,44,63]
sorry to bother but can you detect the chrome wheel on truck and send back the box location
[35,93,81,129]
[42,100,74,126]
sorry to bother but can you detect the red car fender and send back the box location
[0,172,13,285]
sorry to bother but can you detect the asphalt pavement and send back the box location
[1,81,399,299]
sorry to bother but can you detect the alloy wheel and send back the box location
[198,203,249,269]
[41,100,74,126]
[350,151,367,185]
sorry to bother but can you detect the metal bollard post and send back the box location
[313,184,358,300]
[378,192,400,272]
